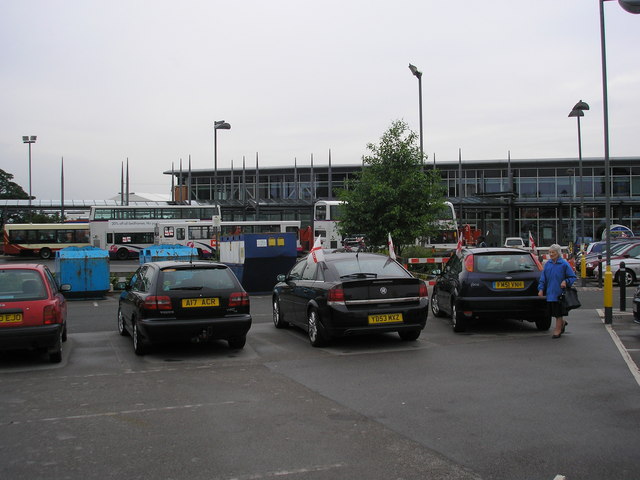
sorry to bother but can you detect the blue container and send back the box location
[220,233,297,294]
[139,244,199,264]
[55,246,110,298]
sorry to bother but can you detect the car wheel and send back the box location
[227,335,246,349]
[61,323,67,342]
[132,321,147,356]
[535,315,552,331]
[272,298,289,329]
[430,290,446,318]
[117,308,129,336]
[452,301,466,333]
[398,329,421,341]
[49,328,63,363]
[617,269,636,287]
[39,248,52,260]
[308,308,328,347]
[116,248,129,261]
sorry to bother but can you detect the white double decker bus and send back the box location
[155,220,301,258]
[89,204,221,260]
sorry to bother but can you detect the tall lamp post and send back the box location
[568,100,589,253]
[599,0,640,324]
[22,135,37,223]
[408,64,424,162]
[213,120,231,201]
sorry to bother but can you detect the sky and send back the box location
[1,0,639,201]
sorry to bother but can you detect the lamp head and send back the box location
[573,100,590,111]
[214,120,231,130]
[618,0,640,14]
[568,109,584,118]
[408,63,422,79]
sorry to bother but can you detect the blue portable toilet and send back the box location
[220,233,297,294]
[55,246,110,298]
[139,244,199,264]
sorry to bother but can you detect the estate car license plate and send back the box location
[182,298,220,308]
[493,281,525,289]
[368,313,403,324]
[0,313,22,323]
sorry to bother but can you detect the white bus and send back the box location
[313,200,458,250]
[89,204,221,260]
[3,223,90,259]
[155,220,302,258]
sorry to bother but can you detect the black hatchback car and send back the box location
[272,252,429,347]
[430,247,550,332]
[118,261,252,354]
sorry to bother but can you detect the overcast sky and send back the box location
[1,0,639,201]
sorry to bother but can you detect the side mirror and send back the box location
[432,269,442,276]
[114,281,128,291]
[277,274,286,282]
[60,284,72,292]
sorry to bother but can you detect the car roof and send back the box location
[145,261,228,269]
[462,247,531,254]
[321,251,390,261]
[0,263,45,271]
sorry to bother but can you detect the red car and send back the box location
[0,264,70,363]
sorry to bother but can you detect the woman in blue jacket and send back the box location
[538,244,576,338]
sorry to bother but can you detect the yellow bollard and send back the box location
[580,255,587,287]
[604,266,613,324]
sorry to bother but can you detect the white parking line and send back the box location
[597,309,640,387]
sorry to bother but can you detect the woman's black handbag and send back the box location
[560,286,581,315]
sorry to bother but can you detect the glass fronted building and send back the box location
[168,156,640,247]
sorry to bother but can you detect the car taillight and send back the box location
[464,254,474,272]
[419,282,428,298]
[328,286,345,305]
[43,305,57,324]
[229,291,249,307]
[143,296,172,310]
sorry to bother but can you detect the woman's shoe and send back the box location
[561,321,568,334]
[552,333,562,339]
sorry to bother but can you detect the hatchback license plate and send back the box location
[182,298,220,308]
[494,281,524,289]
[0,313,22,323]
[368,313,403,324]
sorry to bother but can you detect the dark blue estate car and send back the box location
[118,261,251,354]
[430,247,550,333]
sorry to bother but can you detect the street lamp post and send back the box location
[22,135,36,223]
[408,64,424,162]
[213,120,231,202]
[599,0,640,324]
[568,100,589,283]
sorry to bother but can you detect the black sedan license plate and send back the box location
[182,298,220,308]
[493,281,524,289]
[368,313,403,324]
[0,313,22,323]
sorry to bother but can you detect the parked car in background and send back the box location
[0,264,70,363]
[430,247,550,333]
[585,242,640,277]
[118,261,252,354]
[272,252,429,347]
[504,237,527,248]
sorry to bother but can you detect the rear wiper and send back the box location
[340,272,378,279]
[169,286,203,290]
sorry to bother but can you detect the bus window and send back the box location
[164,227,174,238]
[177,228,185,241]
[315,204,327,221]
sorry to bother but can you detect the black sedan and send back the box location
[118,261,252,354]
[430,247,550,332]
[272,252,429,347]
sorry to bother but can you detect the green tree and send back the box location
[338,120,447,254]
[0,169,29,199]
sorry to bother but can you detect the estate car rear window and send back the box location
[330,257,408,278]
[159,267,236,291]
[474,254,537,274]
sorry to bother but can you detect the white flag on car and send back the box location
[308,236,325,264]
[388,232,397,260]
